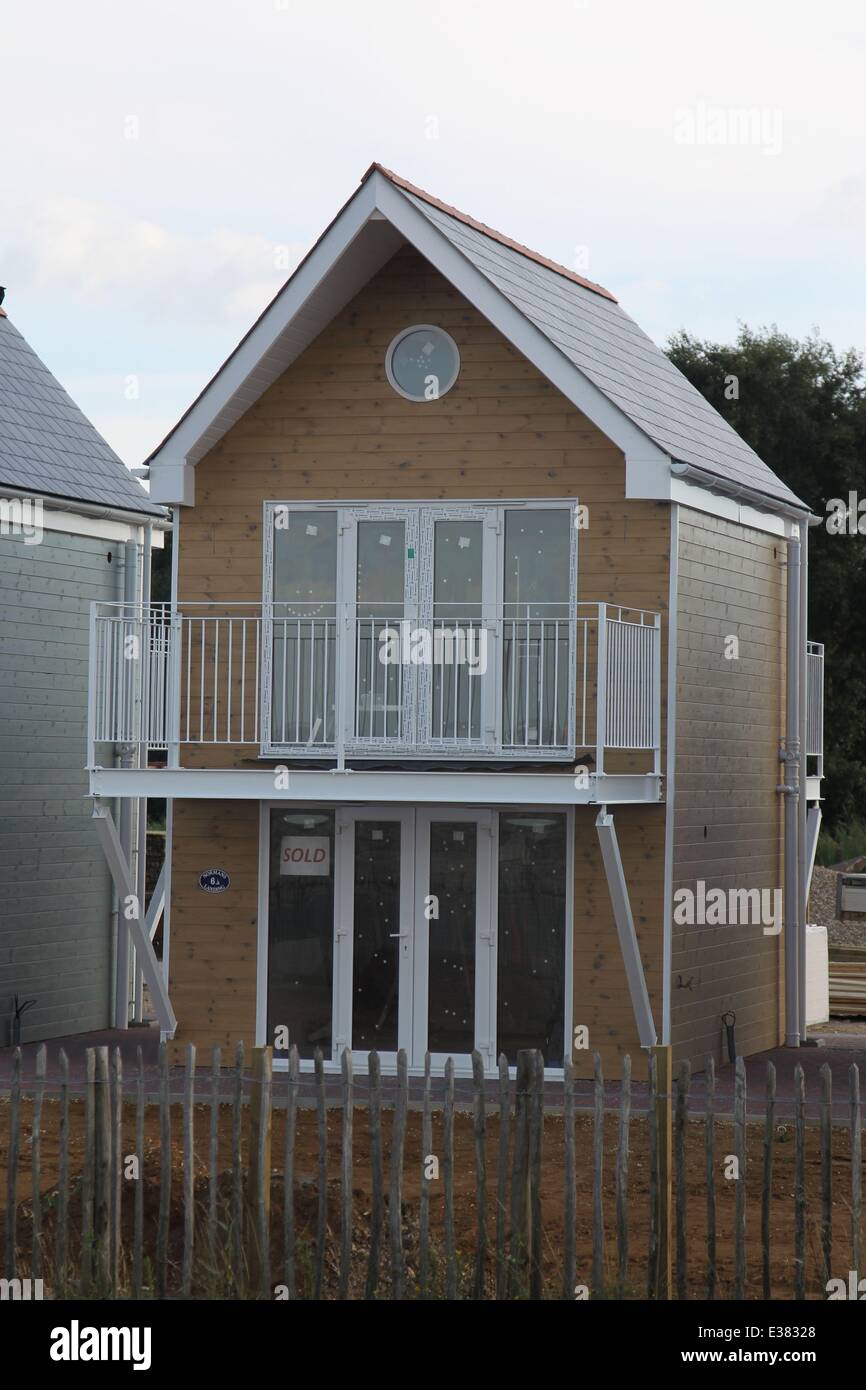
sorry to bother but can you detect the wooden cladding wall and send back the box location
[168,244,671,1070]
[167,799,259,1062]
[671,509,786,1071]
[176,244,670,771]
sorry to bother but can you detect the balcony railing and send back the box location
[806,639,824,773]
[87,600,662,771]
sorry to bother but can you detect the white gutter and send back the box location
[0,482,170,529]
[670,461,810,522]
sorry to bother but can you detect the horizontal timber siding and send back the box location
[671,510,786,1070]
[168,244,670,1071]
[0,528,119,1044]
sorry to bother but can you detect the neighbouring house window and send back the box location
[496,812,567,1065]
[385,325,460,402]
[267,809,335,1059]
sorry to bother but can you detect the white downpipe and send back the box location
[782,533,801,1047]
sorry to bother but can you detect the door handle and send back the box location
[389,932,408,939]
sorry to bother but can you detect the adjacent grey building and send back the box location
[0,304,166,1046]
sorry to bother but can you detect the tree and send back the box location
[667,326,866,830]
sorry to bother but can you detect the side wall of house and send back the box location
[167,245,670,1073]
[0,527,118,1044]
[671,508,786,1069]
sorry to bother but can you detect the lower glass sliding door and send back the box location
[412,810,495,1072]
[263,805,568,1072]
[334,808,415,1065]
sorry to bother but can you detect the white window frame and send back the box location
[261,499,578,759]
[384,324,461,403]
[256,801,575,1078]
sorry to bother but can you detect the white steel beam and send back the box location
[89,766,663,805]
[92,804,177,1035]
[595,809,657,1047]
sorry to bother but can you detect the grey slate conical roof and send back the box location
[0,311,164,516]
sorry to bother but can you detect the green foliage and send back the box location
[816,816,866,867]
[667,326,866,831]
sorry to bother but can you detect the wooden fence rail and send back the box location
[1,1045,864,1301]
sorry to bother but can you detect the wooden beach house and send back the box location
[86,166,824,1077]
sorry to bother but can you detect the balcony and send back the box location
[87,600,662,781]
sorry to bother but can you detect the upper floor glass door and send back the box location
[262,500,577,759]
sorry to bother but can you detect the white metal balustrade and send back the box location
[806,640,825,771]
[87,599,664,769]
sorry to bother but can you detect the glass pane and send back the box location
[433,520,482,619]
[427,821,477,1054]
[497,813,567,1065]
[501,620,570,748]
[432,520,483,741]
[355,520,406,740]
[502,510,571,747]
[389,327,459,401]
[351,821,402,1052]
[273,510,337,616]
[267,810,335,1059]
[503,510,570,620]
[357,520,406,616]
[272,511,337,745]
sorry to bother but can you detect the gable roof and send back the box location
[0,311,164,517]
[148,165,806,515]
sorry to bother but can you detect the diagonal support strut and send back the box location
[595,808,657,1047]
[92,803,177,1036]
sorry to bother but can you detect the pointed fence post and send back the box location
[650,1043,673,1300]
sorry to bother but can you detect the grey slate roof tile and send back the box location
[401,188,804,509]
[0,313,164,517]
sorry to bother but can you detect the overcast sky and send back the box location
[2,0,864,465]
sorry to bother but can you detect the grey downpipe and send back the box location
[798,525,809,1040]
[782,534,801,1047]
[114,536,139,1028]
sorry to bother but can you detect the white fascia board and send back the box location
[372,175,669,473]
[150,460,195,508]
[147,180,380,482]
[31,508,144,544]
[670,477,795,538]
[89,766,661,804]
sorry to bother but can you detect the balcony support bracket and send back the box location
[91,801,177,1037]
[595,808,657,1047]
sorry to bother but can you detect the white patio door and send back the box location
[412,809,495,1073]
[334,807,416,1065]
[334,807,495,1072]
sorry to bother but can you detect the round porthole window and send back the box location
[385,324,460,402]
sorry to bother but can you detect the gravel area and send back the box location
[809,864,866,948]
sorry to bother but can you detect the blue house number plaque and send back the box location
[199,868,230,893]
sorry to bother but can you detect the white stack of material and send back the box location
[805,922,829,1026]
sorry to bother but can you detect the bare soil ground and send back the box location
[1,1096,861,1299]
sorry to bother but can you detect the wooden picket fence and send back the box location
[1,1043,864,1300]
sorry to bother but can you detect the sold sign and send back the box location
[279,836,330,877]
